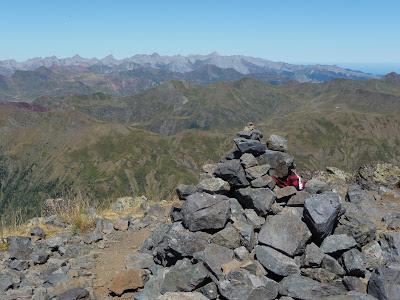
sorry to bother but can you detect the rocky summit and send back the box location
[1,127,400,299]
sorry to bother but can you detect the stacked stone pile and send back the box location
[134,129,400,300]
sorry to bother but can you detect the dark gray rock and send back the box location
[279,274,345,299]
[218,268,278,300]
[154,223,210,266]
[324,291,377,300]
[287,191,311,207]
[303,192,342,241]
[234,246,250,261]
[182,192,230,232]
[380,232,400,263]
[250,175,276,189]
[8,259,30,271]
[362,241,386,270]
[245,164,270,181]
[343,276,367,293]
[193,243,234,279]
[176,184,198,200]
[302,243,325,267]
[56,287,90,300]
[7,236,33,260]
[240,153,258,169]
[83,229,103,244]
[214,159,250,188]
[267,134,288,152]
[141,223,172,253]
[30,227,46,239]
[257,150,294,178]
[196,282,218,299]
[170,206,183,222]
[211,224,241,249]
[275,186,297,201]
[255,245,300,277]
[301,268,339,283]
[342,249,367,277]
[0,272,14,292]
[367,266,400,300]
[304,178,330,194]
[232,219,256,251]
[235,187,276,216]
[197,177,230,194]
[160,259,211,293]
[347,185,383,221]
[234,138,267,156]
[258,213,311,256]
[46,234,69,250]
[243,209,265,229]
[335,203,377,247]
[320,234,357,255]
[237,130,263,141]
[322,255,346,276]
[44,215,68,228]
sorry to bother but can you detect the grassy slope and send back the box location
[2,76,400,221]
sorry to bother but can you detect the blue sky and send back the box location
[1,0,399,68]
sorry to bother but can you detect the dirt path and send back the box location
[92,228,152,299]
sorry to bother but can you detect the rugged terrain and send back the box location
[1,73,400,222]
[1,129,400,299]
[0,53,375,102]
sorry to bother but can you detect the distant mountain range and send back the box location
[0,53,377,102]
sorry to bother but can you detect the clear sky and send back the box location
[1,0,399,66]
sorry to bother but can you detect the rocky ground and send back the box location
[1,129,400,299]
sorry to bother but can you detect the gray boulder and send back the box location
[362,241,386,270]
[275,186,297,201]
[158,292,209,300]
[287,191,311,207]
[258,213,311,256]
[320,234,357,255]
[214,159,250,188]
[154,223,211,266]
[301,268,339,283]
[251,175,276,189]
[343,276,367,293]
[237,130,263,141]
[342,249,367,277]
[232,219,256,251]
[218,268,279,300]
[279,275,345,299]
[211,224,241,249]
[322,255,346,276]
[335,203,377,247]
[244,209,265,229]
[182,192,230,232]
[380,232,400,263]
[7,236,33,260]
[57,287,89,300]
[196,282,218,299]
[367,266,400,300]
[257,150,294,178]
[197,178,230,194]
[30,227,46,239]
[245,164,270,181]
[235,187,276,216]
[301,243,325,267]
[193,243,234,279]
[255,245,300,277]
[240,153,258,168]
[176,184,198,200]
[303,192,342,241]
[267,134,288,152]
[160,259,211,293]
[234,138,267,156]
[304,178,330,194]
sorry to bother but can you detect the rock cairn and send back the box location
[135,128,400,300]
[1,128,400,299]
